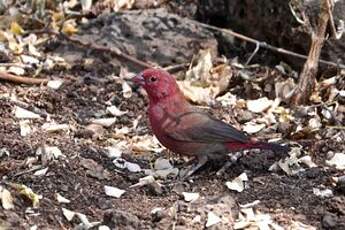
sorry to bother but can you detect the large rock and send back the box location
[76,8,218,70]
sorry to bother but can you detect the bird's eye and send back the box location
[149,76,157,82]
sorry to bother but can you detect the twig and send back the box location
[197,21,345,69]
[163,63,189,73]
[292,0,332,105]
[0,72,48,85]
[245,42,260,65]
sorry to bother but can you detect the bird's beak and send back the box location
[132,73,145,86]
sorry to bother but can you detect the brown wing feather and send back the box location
[165,111,249,143]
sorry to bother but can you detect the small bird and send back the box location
[133,68,289,178]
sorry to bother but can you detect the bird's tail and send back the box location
[254,142,290,153]
[225,141,290,154]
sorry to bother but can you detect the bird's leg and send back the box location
[216,152,243,176]
[181,155,208,180]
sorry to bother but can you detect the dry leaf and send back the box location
[225,173,248,192]
[0,187,14,210]
[10,21,24,35]
[104,185,125,198]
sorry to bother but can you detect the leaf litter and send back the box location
[0,2,345,229]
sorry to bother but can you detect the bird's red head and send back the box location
[133,68,180,102]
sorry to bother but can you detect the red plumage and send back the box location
[133,68,288,177]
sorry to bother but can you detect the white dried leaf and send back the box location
[105,146,122,158]
[42,123,69,132]
[15,106,41,119]
[19,120,32,136]
[243,122,265,134]
[216,92,237,107]
[0,187,14,210]
[34,167,48,176]
[239,200,261,208]
[182,192,199,202]
[113,0,135,11]
[186,49,212,82]
[299,156,317,168]
[308,117,322,130]
[36,145,65,159]
[131,135,164,153]
[225,173,248,192]
[0,148,10,157]
[155,168,179,179]
[91,117,116,127]
[104,185,125,198]
[339,90,345,97]
[122,81,132,98]
[278,148,304,176]
[177,81,212,105]
[8,66,25,75]
[106,105,127,116]
[313,188,333,198]
[62,208,75,221]
[21,55,39,64]
[321,108,332,120]
[47,80,63,90]
[206,211,221,227]
[81,0,92,11]
[28,43,41,57]
[130,175,156,188]
[247,97,273,113]
[154,158,173,170]
[125,161,141,172]
[56,193,70,204]
[113,158,141,172]
[98,225,111,230]
[326,153,345,170]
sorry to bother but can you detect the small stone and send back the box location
[322,213,337,228]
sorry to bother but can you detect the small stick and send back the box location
[197,21,345,69]
[0,72,48,85]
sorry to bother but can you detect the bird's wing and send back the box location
[164,111,249,143]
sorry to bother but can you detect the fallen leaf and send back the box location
[104,185,125,198]
[113,158,141,172]
[0,187,14,210]
[225,172,248,192]
[13,184,41,207]
[41,123,69,132]
[242,122,265,134]
[313,188,333,198]
[91,117,116,127]
[34,167,48,176]
[15,106,40,119]
[19,120,32,136]
[56,193,70,204]
[122,81,132,98]
[107,105,128,117]
[47,80,64,90]
[326,153,345,170]
[206,211,221,227]
[62,208,75,221]
[10,21,24,35]
[8,66,25,75]
[81,0,93,12]
[182,192,199,202]
[247,97,273,113]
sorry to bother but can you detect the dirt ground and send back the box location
[1,53,345,229]
[1,3,345,230]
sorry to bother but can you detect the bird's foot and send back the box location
[179,155,208,180]
[216,152,243,176]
